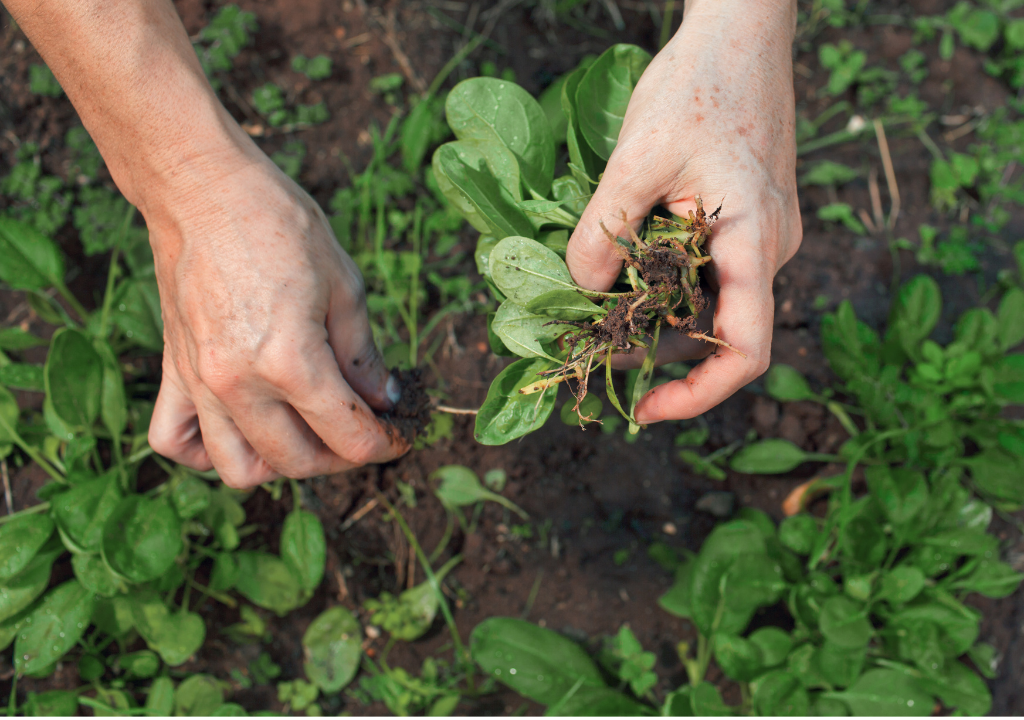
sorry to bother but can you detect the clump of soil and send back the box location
[380,368,432,443]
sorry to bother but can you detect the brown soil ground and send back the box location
[1,0,1023,714]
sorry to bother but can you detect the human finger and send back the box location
[193,391,281,489]
[326,274,399,413]
[632,273,773,423]
[565,148,667,291]
[227,399,354,480]
[149,363,213,472]
[285,342,410,465]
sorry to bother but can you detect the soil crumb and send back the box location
[380,369,432,443]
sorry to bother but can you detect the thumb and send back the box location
[565,156,664,291]
[327,295,400,414]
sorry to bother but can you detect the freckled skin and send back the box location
[565,0,801,424]
[4,0,410,487]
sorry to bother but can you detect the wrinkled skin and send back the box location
[566,0,802,424]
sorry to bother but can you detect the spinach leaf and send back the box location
[44,329,103,432]
[489,235,579,306]
[491,300,565,361]
[280,509,326,593]
[470,617,605,706]
[525,289,605,320]
[101,496,183,583]
[474,358,558,446]
[446,77,555,196]
[14,580,95,674]
[0,551,57,624]
[432,140,534,239]
[828,669,932,715]
[0,214,66,291]
[561,67,603,189]
[0,514,53,582]
[53,469,122,553]
[575,45,652,161]
[303,606,362,693]
[234,551,307,615]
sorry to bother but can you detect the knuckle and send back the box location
[342,436,380,467]
[195,354,240,400]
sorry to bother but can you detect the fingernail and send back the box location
[386,373,402,405]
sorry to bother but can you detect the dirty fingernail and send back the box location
[386,373,402,405]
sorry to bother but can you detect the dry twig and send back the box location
[874,118,901,230]
[339,497,379,532]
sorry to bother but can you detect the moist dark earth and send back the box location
[2,0,1024,714]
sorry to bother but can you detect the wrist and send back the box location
[678,0,797,42]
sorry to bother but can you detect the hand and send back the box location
[146,149,409,488]
[565,0,802,424]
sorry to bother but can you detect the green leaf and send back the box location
[552,685,650,715]
[71,553,124,597]
[690,681,731,715]
[815,641,865,688]
[890,595,979,656]
[778,514,818,555]
[830,669,932,715]
[431,465,527,518]
[53,469,122,552]
[922,528,997,556]
[525,289,605,320]
[489,235,579,307]
[302,606,362,693]
[818,596,872,648]
[93,339,127,439]
[474,357,558,445]
[957,9,1000,51]
[658,559,694,619]
[44,329,103,431]
[729,438,820,474]
[25,689,78,716]
[145,677,175,716]
[765,364,816,401]
[101,496,182,583]
[865,465,928,525]
[0,550,57,624]
[281,509,326,592]
[401,95,449,175]
[879,566,926,605]
[748,627,793,668]
[993,355,1024,405]
[432,140,534,239]
[950,558,1023,598]
[964,447,1024,504]
[0,363,45,392]
[800,160,860,187]
[0,514,53,582]
[0,327,46,351]
[14,580,95,674]
[446,77,555,196]
[234,551,306,615]
[561,66,603,189]
[575,45,652,161]
[0,214,65,291]
[713,633,764,682]
[132,593,206,666]
[997,287,1024,350]
[889,275,941,357]
[174,674,224,716]
[112,275,164,351]
[470,617,605,706]
[919,659,991,716]
[491,300,565,361]
[690,525,784,636]
[119,649,160,679]
[752,669,809,715]
[171,475,211,520]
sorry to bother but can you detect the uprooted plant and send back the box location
[432,44,738,445]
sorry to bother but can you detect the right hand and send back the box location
[145,149,409,488]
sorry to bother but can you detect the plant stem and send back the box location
[409,201,423,368]
[53,279,90,324]
[0,501,51,526]
[0,411,65,485]
[378,495,473,689]
[98,204,136,339]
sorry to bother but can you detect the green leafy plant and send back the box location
[292,54,332,80]
[28,63,63,98]
[193,4,258,87]
[433,45,733,446]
